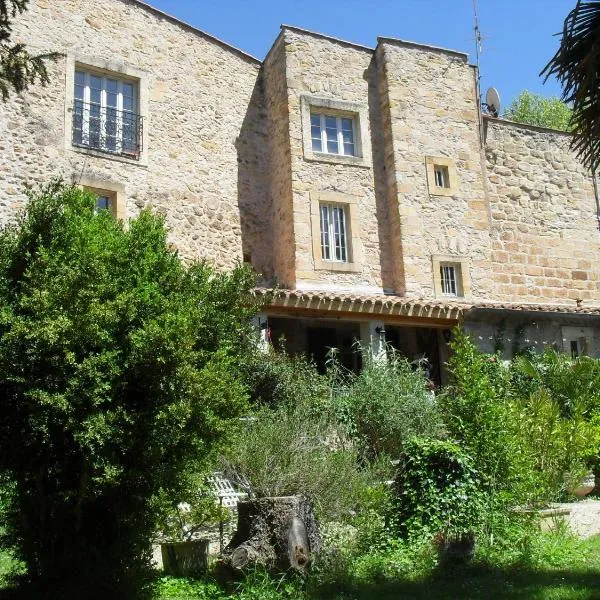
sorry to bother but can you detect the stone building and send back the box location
[2,0,600,381]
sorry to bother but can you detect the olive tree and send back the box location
[0,182,256,598]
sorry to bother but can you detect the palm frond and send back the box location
[542,1,600,172]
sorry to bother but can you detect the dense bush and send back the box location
[0,182,257,599]
[394,438,484,541]
[439,330,516,493]
[222,399,373,522]
[238,348,329,409]
[510,351,600,499]
[442,329,600,506]
[333,348,445,459]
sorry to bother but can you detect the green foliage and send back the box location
[1,0,60,100]
[510,350,600,499]
[542,1,600,171]
[0,181,256,598]
[223,398,372,523]
[503,90,573,131]
[154,576,226,599]
[440,329,516,493]
[332,348,445,459]
[394,438,485,541]
[238,348,329,409]
[155,476,231,542]
[441,329,600,506]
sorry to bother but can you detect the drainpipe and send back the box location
[593,169,600,231]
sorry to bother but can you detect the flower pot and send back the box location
[569,472,595,498]
[437,533,476,565]
[161,539,209,578]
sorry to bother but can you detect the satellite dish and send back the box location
[486,87,501,117]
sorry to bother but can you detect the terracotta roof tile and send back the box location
[252,288,600,318]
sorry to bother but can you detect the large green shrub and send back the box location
[0,182,256,598]
[394,438,485,541]
[238,348,329,409]
[223,399,372,523]
[442,329,600,506]
[511,351,600,500]
[333,348,444,459]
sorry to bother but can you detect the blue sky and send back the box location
[148,0,574,110]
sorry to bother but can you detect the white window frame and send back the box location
[311,113,356,157]
[439,263,462,297]
[319,203,350,262]
[300,96,371,168]
[73,69,138,156]
[434,165,450,188]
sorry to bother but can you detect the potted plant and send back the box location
[157,479,231,577]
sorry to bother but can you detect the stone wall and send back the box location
[1,0,264,272]
[464,312,600,360]
[281,28,387,293]
[485,119,600,304]
[264,34,295,287]
[3,3,600,309]
[376,40,493,300]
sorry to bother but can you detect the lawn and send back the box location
[1,534,599,599]
[152,534,600,600]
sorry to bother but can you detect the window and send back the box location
[320,203,349,262]
[434,165,450,188]
[562,326,593,357]
[440,263,461,296]
[310,191,362,273]
[94,194,112,214]
[311,113,356,156]
[432,256,469,298]
[425,157,457,196]
[80,179,125,220]
[73,69,142,158]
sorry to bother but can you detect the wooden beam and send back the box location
[263,306,459,328]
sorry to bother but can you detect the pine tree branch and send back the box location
[0,0,61,101]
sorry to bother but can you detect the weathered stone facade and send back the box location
[2,0,600,364]
[1,0,266,272]
[485,119,600,304]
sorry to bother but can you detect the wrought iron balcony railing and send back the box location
[72,99,143,159]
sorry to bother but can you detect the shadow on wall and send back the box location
[367,57,402,295]
[236,77,273,285]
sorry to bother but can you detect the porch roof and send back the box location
[252,289,600,322]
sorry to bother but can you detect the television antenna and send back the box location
[472,0,483,74]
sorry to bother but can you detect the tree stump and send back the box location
[221,495,320,573]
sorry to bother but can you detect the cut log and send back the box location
[221,495,320,573]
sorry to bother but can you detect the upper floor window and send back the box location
[434,165,450,188]
[440,262,462,297]
[426,156,457,196]
[311,113,356,156]
[320,203,349,262]
[73,69,142,159]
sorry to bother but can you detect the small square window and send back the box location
[82,185,122,219]
[311,112,356,157]
[434,165,450,188]
[94,194,112,214]
[73,68,142,158]
[320,203,349,262]
[440,262,462,297]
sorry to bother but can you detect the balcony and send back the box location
[72,99,143,159]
